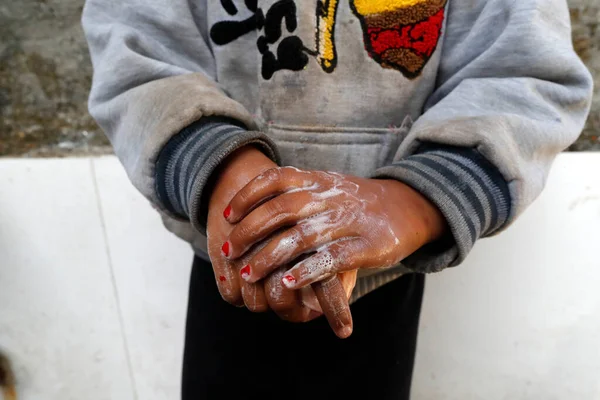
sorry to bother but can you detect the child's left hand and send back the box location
[207,148,356,337]
[224,167,448,289]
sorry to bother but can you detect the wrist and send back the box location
[383,179,449,245]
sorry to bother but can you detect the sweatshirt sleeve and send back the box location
[81,0,277,211]
[155,118,280,234]
[373,0,593,273]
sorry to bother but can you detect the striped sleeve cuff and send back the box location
[373,145,511,273]
[155,117,280,235]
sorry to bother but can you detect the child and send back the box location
[83,0,592,398]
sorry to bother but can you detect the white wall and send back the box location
[0,154,599,399]
[413,154,600,399]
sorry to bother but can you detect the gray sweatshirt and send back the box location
[82,0,592,300]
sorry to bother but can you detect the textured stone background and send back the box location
[569,0,600,151]
[0,0,599,156]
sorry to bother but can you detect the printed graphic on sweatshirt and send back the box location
[210,0,261,46]
[256,1,311,79]
[211,0,310,79]
[314,0,341,73]
[350,0,447,78]
[210,0,446,80]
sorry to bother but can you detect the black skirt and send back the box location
[182,256,424,400]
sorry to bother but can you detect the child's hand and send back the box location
[207,147,275,310]
[224,167,447,289]
[262,266,357,338]
[207,147,355,337]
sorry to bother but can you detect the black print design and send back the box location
[210,0,263,46]
[210,0,310,80]
[257,0,310,80]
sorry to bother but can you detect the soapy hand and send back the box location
[224,167,447,290]
[207,147,356,338]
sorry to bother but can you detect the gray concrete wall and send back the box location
[1,0,599,156]
[0,0,108,156]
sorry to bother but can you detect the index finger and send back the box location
[313,276,354,339]
[225,167,317,223]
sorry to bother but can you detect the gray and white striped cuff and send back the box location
[373,146,511,273]
[155,117,280,234]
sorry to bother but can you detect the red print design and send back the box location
[367,9,444,60]
[351,0,448,79]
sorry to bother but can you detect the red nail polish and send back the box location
[221,241,230,257]
[240,265,251,280]
[282,275,296,287]
[223,205,232,219]
[219,275,227,282]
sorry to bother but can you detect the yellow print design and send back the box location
[316,0,340,72]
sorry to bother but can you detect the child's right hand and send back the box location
[206,145,355,337]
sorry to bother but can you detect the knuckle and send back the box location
[336,247,354,266]
[276,226,306,256]
[263,167,283,184]
[236,189,252,207]
[273,168,289,189]
[221,292,243,306]
[270,298,294,313]
[281,166,301,178]
[232,221,254,243]
[265,284,294,312]
[265,197,287,216]
[292,226,307,249]
[248,302,269,313]
[344,239,369,264]
[243,288,269,313]
[218,285,242,305]
[250,254,271,278]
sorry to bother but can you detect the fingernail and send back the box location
[221,241,230,257]
[339,326,353,339]
[223,205,232,219]
[219,275,227,282]
[240,265,251,280]
[282,275,296,288]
